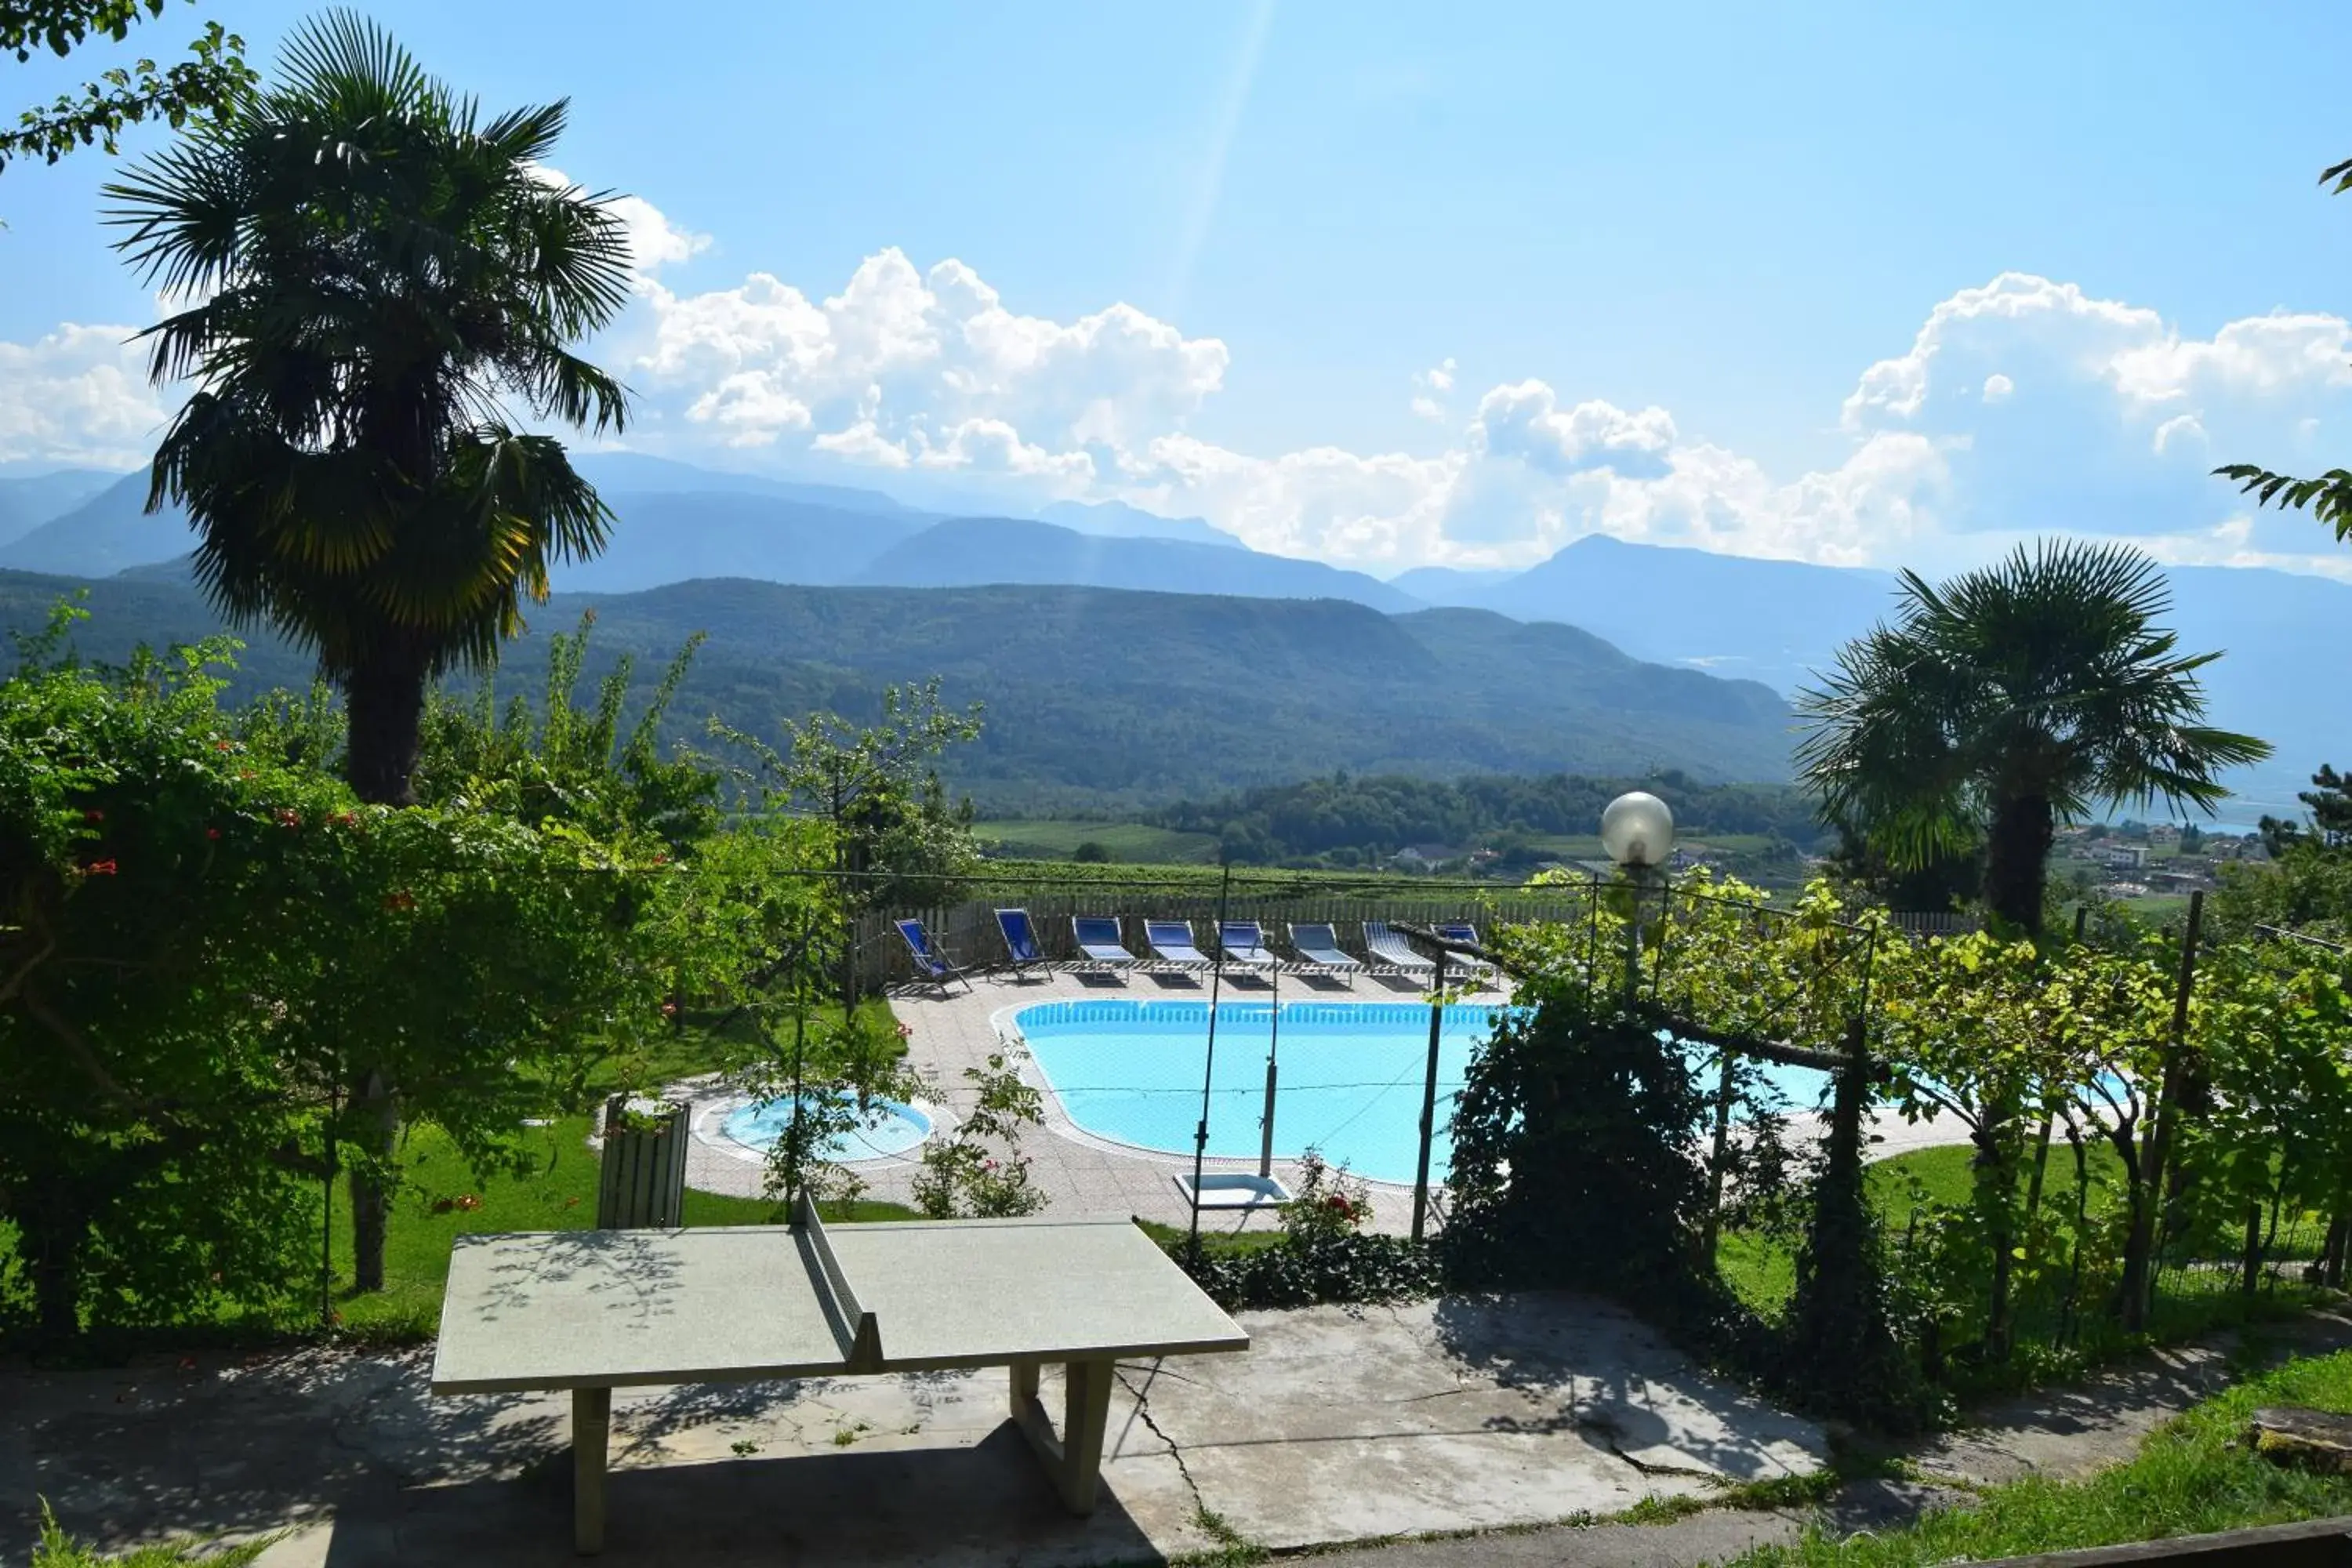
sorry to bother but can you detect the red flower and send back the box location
[652,852,670,866]
[205,828,221,840]
[83,808,103,822]
[84,859,118,876]
[275,809,300,829]
[660,1000,678,1018]
[330,811,356,827]
[212,739,234,753]
[383,890,416,912]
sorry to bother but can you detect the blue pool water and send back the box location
[1013,999,1836,1186]
[1014,1000,1499,1185]
[724,1094,932,1162]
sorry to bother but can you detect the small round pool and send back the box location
[722,1093,932,1162]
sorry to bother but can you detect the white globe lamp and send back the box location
[1600,791,1675,870]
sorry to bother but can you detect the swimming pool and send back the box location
[1011,1000,1504,1185]
[723,1093,933,1162]
[1011,1000,1838,1186]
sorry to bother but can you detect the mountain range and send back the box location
[0,452,2341,810]
[0,568,1794,811]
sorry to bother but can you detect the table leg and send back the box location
[1058,1358,1116,1515]
[573,1385,612,1555]
[1011,1357,1116,1515]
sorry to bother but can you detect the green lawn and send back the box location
[319,1115,918,1339]
[974,819,1221,865]
[1729,1348,2352,1568]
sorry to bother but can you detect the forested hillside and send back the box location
[1138,771,1825,869]
[0,568,1798,811]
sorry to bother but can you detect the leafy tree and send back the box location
[1071,840,1109,864]
[2,1,252,176]
[0,610,347,1334]
[2259,764,2352,858]
[103,12,631,808]
[718,677,982,1004]
[1796,541,2270,936]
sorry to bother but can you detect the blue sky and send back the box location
[7,0,2352,578]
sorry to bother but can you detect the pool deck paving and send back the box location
[677,969,1970,1236]
[4,1290,1826,1567]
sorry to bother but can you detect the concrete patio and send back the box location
[3,1291,1825,1566]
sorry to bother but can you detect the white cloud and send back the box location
[0,324,167,468]
[14,171,2352,586]
[1409,357,1458,422]
[534,165,710,283]
[2152,412,2206,455]
[633,249,1228,467]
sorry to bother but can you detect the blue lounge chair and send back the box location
[1218,920,1278,972]
[1288,922,1361,985]
[1144,919,1210,969]
[895,918,971,993]
[1362,920,1436,978]
[995,908,1050,979]
[1071,916,1135,982]
[1437,921,1495,984]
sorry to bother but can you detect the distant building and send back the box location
[2092,845,2147,870]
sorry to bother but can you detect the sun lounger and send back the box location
[1144,919,1210,969]
[995,908,1051,978]
[895,918,971,993]
[1218,920,1278,972]
[1071,916,1136,982]
[1287,922,1361,985]
[1436,922,1496,984]
[1361,920,1436,978]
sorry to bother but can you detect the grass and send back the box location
[1727,1348,2352,1567]
[973,819,1221,865]
[316,1115,920,1339]
[25,1502,272,1566]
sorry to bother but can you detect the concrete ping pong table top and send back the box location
[431,1200,1250,1555]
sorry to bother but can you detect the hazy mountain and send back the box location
[1038,499,1243,549]
[1388,564,1519,605]
[567,452,928,517]
[0,468,124,546]
[0,568,1795,809]
[855,517,1425,612]
[0,474,197,576]
[554,491,932,592]
[1450,533,2341,814]
[1472,535,1900,689]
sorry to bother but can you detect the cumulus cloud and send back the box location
[632,249,1227,475]
[1410,358,1457,422]
[13,168,2352,583]
[0,324,167,468]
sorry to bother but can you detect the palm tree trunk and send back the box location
[347,1067,397,1294]
[1984,791,2053,937]
[341,648,426,1293]
[344,644,430,808]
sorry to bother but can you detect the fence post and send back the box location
[2131,889,2205,1331]
[597,1094,691,1229]
[1701,1050,1737,1258]
[1411,950,1448,1243]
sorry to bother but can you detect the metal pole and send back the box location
[1411,949,1448,1243]
[1189,863,1234,1261]
[321,1080,337,1328]
[1259,944,1280,1179]
[1701,1048,1737,1258]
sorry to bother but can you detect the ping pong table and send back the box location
[430,1198,1250,1554]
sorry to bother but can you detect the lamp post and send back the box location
[1600,790,1675,996]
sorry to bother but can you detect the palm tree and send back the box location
[102,13,631,1293]
[1795,541,2270,936]
[103,11,631,806]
